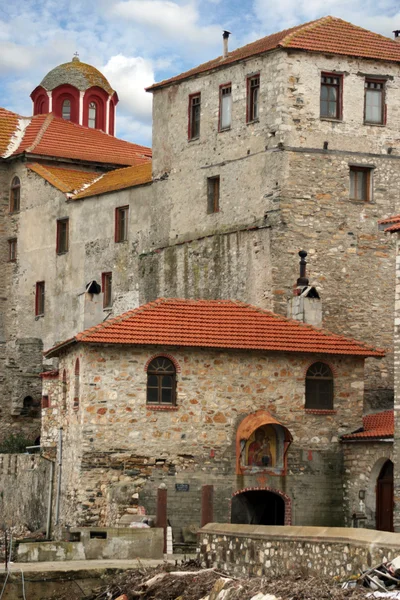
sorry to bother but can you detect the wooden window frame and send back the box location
[349,166,372,202]
[364,79,386,125]
[320,72,343,120]
[10,176,21,213]
[42,395,50,409]
[56,218,69,254]
[207,176,220,214]
[146,357,176,406]
[35,281,45,317]
[8,238,17,262]
[88,101,97,128]
[188,93,201,140]
[305,362,334,410]
[62,99,71,120]
[102,272,112,308]
[247,74,260,123]
[219,83,232,131]
[115,206,129,243]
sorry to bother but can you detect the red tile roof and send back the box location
[28,163,99,193]
[72,162,152,199]
[342,410,394,440]
[0,107,20,157]
[380,214,400,233]
[44,298,385,358]
[148,16,400,91]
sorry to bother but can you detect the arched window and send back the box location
[62,369,67,410]
[147,357,176,405]
[62,99,71,120]
[305,362,333,410]
[10,176,20,213]
[88,102,97,128]
[73,359,80,409]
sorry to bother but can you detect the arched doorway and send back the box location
[376,460,393,532]
[231,490,285,525]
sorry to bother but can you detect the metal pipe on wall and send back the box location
[55,427,63,525]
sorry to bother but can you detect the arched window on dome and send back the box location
[305,362,334,410]
[62,99,71,120]
[88,102,97,128]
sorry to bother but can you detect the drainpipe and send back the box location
[40,454,55,539]
[55,427,63,525]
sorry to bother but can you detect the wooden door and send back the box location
[376,460,394,532]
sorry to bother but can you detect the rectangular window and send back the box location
[8,238,17,262]
[350,166,372,201]
[56,218,69,254]
[247,75,260,122]
[320,73,342,120]
[365,79,385,125]
[207,176,220,213]
[35,281,45,316]
[102,272,112,308]
[188,93,201,140]
[115,206,129,242]
[219,84,232,130]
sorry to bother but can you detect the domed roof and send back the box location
[40,55,114,95]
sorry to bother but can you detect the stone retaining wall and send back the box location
[198,524,400,580]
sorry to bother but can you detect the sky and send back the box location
[1,0,400,147]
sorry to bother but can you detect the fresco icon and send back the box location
[246,425,277,468]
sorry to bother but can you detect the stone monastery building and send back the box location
[1,16,400,536]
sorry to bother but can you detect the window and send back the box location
[320,73,342,120]
[115,206,129,242]
[10,176,20,213]
[62,370,67,410]
[219,84,232,130]
[8,238,17,262]
[73,358,80,410]
[350,166,372,201]
[305,362,333,410]
[42,395,50,409]
[35,281,45,316]
[56,218,69,254]
[207,176,220,213]
[147,357,176,405]
[188,93,201,140]
[62,99,71,120]
[88,101,97,128]
[247,75,260,122]
[365,79,385,125]
[102,272,112,308]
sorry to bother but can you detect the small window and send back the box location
[247,75,260,122]
[147,357,176,405]
[102,272,112,308]
[35,281,45,317]
[62,99,71,120]
[8,238,17,262]
[305,362,333,410]
[42,395,50,409]
[88,101,97,128]
[219,84,232,130]
[115,206,129,242]
[188,93,201,140]
[365,79,385,125]
[10,176,20,213]
[62,370,67,410]
[320,73,342,120]
[207,176,220,213]
[350,166,372,201]
[56,218,69,254]
[73,358,80,410]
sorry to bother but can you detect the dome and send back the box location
[40,56,114,95]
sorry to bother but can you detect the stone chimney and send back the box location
[223,30,231,58]
[393,30,400,41]
[287,250,322,327]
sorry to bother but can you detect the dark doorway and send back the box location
[231,490,285,525]
[376,460,393,532]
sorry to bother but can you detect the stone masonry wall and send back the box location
[393,235,400,531]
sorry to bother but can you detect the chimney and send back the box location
[393,30,400,41]
[223,30,231,58]
[287,250,322,327]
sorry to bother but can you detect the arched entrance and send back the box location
[376,460,393,532]
[231,490,285,525]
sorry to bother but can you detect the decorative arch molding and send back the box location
[52,84,80,123]
[83,87,109,131]
[232,486,292,525]
[302,359,338,379]
[144,353,181,373]
[365,452,393,526]
[236,409,292,475]
[109,92,119,136]
[31,86,50,115]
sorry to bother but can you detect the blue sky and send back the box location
[1,0,399,146]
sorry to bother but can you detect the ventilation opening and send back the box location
[90,531,107,539]
[231,490,285,525]
[21,396,39,417]
[69,532,81,542]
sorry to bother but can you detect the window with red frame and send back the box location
[35,281,45,316]
[247,75,260,122]
[188,93,201,140]
[56,218,69,254]
[88,102,97,128]
[102,272,112,308]
[8,238,17,262]
[115,206,129,242]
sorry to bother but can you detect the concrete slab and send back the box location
[5,556,188,573]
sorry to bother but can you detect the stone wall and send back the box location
[198,523,400,579]
[393,235,400,531]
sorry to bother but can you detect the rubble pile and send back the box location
[0,525,45,562]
